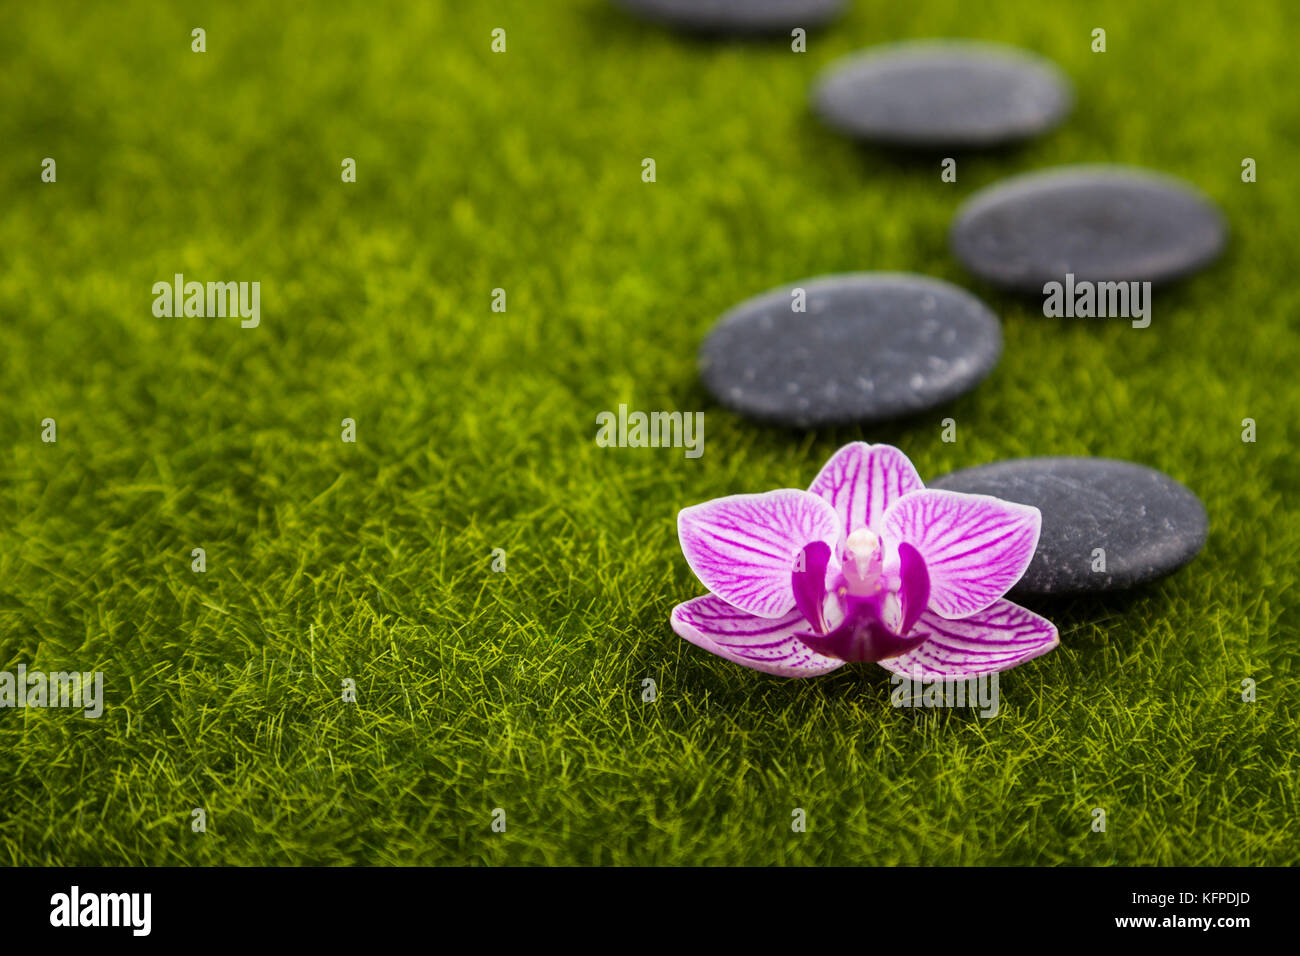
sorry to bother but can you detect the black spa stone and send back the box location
[812,40,1073,148]
[699,273,1002,427]
[930,457,1208,597]
[611,0,846,34]
[950,166,1228,292]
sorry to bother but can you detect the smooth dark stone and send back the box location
[813,41,1073,148]
[699,273,1002,427]
[950,166,1228,292]
[930,457,1208,596]
[611,0,846,34]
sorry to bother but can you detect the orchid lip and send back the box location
[794,594,929,663]
[789,539,932,662]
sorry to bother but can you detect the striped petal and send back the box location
[877,600,1059,679]
[678,489,841,619]
[881,489,1040,620]
[809,442,925,539]
[671,594,845,678]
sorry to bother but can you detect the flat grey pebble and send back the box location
[930,457,1208,596]
[813,40,1073,148]
[950,166,1228,292]
[611,0,846,34]
[699,273,1002,427]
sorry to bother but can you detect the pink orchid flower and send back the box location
[672,443,1059,679]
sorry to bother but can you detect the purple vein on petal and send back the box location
[809,443,924,539]
[877,600,1059,679]
[678,489,841,619]
[671,594,845,677]
[881,489,1040,620]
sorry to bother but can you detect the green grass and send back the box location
[0,0,1297,866]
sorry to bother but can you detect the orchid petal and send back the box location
[878,600,1059,679]
[791,541,832,635]
[678,489,841,619]
[897,542,930,636]
[881,489,1040,620]
[671,594,845,677]
[808,442,925,538]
